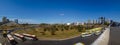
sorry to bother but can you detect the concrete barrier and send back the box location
[91,28,110,45]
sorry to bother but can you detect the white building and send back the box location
[74,22,80,25]
[79,22,85,25]
[66,23,71,25]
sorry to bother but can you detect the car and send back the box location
[74,42,84,45]
[94,30,102,35]
[81,27,103,37]
[81,32,93,37]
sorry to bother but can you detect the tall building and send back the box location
[95,20,98,24]
[14,19,18,24]
[2,16,8,23]
[93,20,95,24]
[87,20,91,24]
[7,19,10,22]
[106,19,111,24]
[99,17,105,24]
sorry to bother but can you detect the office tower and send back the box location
[14,19,18,24]
[2,16,8,23]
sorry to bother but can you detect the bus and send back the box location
[7,34,18,45]
[14,33,26,42]
[22,33,38,41]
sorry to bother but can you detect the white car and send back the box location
[95,31,101,35]
[81,32,93,37]
[74,42,84,45]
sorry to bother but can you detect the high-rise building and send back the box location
[7,19,10,22]
[106,19,111,24]
[93,20,96,24]
[14,19,18,24]
[99,17,105,24]
[87,20,91,24]
[2,16,8,23]
[95,20,98,24]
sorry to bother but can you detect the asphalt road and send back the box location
[108,27,120,45]
[0,30,101,45]
[0,33,101,45]
[15,34,100,45]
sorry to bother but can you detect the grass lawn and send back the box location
[13,29,81,40]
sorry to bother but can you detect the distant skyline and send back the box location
[0,0,120,24]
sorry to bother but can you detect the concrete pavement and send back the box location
[108,27,120,45]
[92,28,110,45]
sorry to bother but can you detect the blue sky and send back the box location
[0,0,120,24]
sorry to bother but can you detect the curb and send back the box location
[91,28,110,45]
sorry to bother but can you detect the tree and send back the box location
[104,22,110,26]
[61,25,65,31]
[64,25,69,30]
[42,28,47,35]
[77,25,83,32]
[50,25,56,35]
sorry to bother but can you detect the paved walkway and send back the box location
[109,27,120,45]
